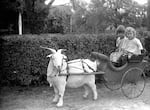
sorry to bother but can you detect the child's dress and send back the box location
[123,38,143,58]
[110,37,127,62]
[110,37,143,63]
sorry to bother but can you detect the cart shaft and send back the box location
[60,71,105,76]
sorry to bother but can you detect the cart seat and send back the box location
[128,54,144,63]
[128,48,147,63]
[113,54,145,67]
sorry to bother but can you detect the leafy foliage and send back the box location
[1,0,148,34]
[0,34,116,86]
[68,0,148,33]
[1,33,150,86]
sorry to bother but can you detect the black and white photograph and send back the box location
[0,0,150,110]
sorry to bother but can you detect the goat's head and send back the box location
[41,46,67,73]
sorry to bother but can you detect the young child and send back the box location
[110,25,127,63]
[122,27,143,58]
[110,26,143,66]
[116,25,127,50]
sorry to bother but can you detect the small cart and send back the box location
[102,55,147,99]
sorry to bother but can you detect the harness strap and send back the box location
[81,59,87,72]
[62,59,96,81]
[82,59,96,72]
[84,62,96,72]
[65,59,88,81]
[66,62,70,81]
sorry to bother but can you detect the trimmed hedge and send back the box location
[0,33,149,86]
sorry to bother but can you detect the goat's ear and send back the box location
[47,54,52,58]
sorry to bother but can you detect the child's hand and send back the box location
[123,50,134,58]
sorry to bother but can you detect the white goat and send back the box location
[42,47,98,107]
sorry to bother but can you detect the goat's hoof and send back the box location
[93,96,98,100]
[56,103,63,107]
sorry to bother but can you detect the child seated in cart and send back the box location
[110,25,127,66]
[110,26,144,66]
[116,25,127,51]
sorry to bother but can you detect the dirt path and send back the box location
[0,78,150,110]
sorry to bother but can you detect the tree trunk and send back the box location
[70,15,73,33]
[148,0,150,31]
[18,12,22,35]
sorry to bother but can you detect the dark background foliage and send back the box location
[0,34,115,86]
[0,33,150,86]
[0,0,149,35]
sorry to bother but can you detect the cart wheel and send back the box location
[121,67,146,99]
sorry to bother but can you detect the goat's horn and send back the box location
[57,49,66,54]
[40,46,56,53]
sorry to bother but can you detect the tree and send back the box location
[46,5,72,33]
[8,0,25,35]
[0,0,55,34]
[0,0,24,34]
[23,0,55,33]
[148,0,150,31]
[90,0,147,28]
[70,0,93,33]
[17,0,24,35]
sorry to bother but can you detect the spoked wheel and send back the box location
[121,67,146,99]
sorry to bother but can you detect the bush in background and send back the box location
[0,33,149,86]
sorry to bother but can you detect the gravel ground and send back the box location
[0,78,150,110]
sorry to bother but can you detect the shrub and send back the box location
[0,33,149,86]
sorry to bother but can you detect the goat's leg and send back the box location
[83,85,89,99]
[88,83,98,100]
[47,77,52,87]
[52,85,59,103]
[56,81,66,107]
[47,77,59,102]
